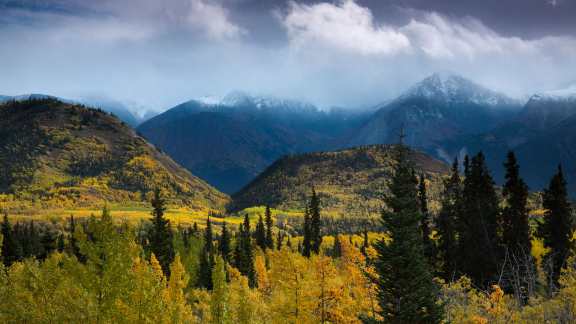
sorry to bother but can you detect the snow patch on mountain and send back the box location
[531,85,576,101]
[398,72,517,107]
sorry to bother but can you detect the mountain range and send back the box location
[137,92,372,193]
[5,72,575,202]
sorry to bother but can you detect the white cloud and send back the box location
[185,0,244,40]
[280,0,576,61]
[281,0,410,55]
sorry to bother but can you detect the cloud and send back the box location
[1,0,244,42]
[281,0,410,55]
[280,0,576,61]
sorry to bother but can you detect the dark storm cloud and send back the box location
[0,0,575,112]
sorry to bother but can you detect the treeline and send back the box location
[1,145,575,323]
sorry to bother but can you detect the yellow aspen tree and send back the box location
[255,254,271,297]
[164,254,194,323]
[211,255,230,324]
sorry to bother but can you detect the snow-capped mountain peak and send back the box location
[399,73,516,107]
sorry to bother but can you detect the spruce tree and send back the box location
[437,158,461,280]
[309,188,323,254]
[199,217,215,290]
[502,151,534,298]
[276,230,284,250]
[265,206,274,249]
[219,221,231,262]
[236,215,256,287]
[419,174,435,264]
[458,152,502,287]
[255,215,266,250]
[1,213,22,266]
[540,165,574,289]
[148,189,175,276]
[302,206,312,257]
[371,144,443,323]
[67,215,82,261]
[332,234,343,258]
[361,228,369,256]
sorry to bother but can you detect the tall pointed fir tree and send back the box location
[1,213,22,266]
[437,158,461,281]
[539,165,574,290]
[199,217,215,290]
[219,221,231,262]
[502,151,534,298]
[265,206,274,249]
[419,173,435,264]
[236,215,256,287]
[370,144,443,323]
[309,188,323,254]
[458,152,502,287]
[149,189,175,276]
[302,205,312,257]
[255,215,267,250]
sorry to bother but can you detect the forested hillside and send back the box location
[0,99,228,211]
[231,145,450,214]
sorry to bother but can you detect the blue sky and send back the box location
[1,0,575,113]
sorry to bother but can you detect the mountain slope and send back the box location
[441,85,576,195]
[138,93,370,193]
[0,98,228,210]
[0,94,142,127]
[348,73,522,150]
[230,145,450,214]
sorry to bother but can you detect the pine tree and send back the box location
[419,174,435,264]
[148,189,175,276]
[67,215,82,261]
[302,206,312,257]
[458,152,502,287]
[540,165,574,289]
[371,144,443,323]
[199,217,215,290]
[276,230,284,250]
[265,206,274,249]
[502,151,534,298]
[437,158,461,280]
[1,213,22,266]
[219,221,231,262]
[236,215,256,288]
[255,215,267,251]
[332,234,343,258]
[361,228,369,256]
[309,188,323,254]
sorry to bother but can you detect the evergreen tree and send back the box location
[361,228,369,256]
[309,188,323,254]
[255,215,267,250]
[502,151,534,298]
[1,213,22,266]
[371,144,443,323]
[199,217,215,290]
[419,174,435,264]
[67,215,82,261]
[219,221,231,262]
[236,215,256,287]
[332,234,343,258]
[437,158,461,280]
[148,189,175,276]
[276,230,284,250]
[540,165,574,289]
[302,206,312,257]
[265,206,274,249]
[458,152,502,287]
